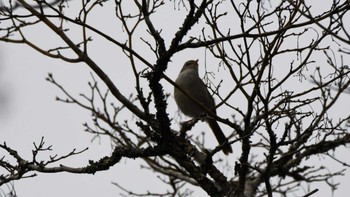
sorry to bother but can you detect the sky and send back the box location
[1,1,350,197]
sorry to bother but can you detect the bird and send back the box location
[174,59,233,155]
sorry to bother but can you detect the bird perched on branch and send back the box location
[174,60,232,155]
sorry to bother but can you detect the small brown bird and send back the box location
[174,60,232,155]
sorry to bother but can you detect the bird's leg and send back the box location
[179,117,200,137]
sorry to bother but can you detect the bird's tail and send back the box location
[207,118,233,155]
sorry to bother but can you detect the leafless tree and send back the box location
[1,0,350,196]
